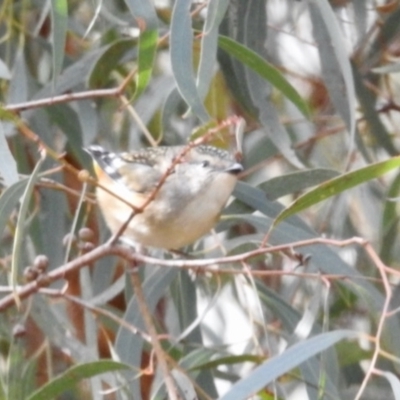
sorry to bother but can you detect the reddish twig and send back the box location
[0,236,379,312]
[354,242,393,400]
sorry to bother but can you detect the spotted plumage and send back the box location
[85,144,243,249]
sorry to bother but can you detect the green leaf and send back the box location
[88,39,137,88]
[261,168,340,201]
[218,35,309,118]
[335,341,371,367]
[27,360,129,400]
[134,29,158,99]
[273,155,400,228]
[48,104,83,156]
[6,338,29,399]
[380,171,400,263]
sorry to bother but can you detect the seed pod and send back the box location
[78,227,95,242]
[23,266,38,282]
[33,255,49,272]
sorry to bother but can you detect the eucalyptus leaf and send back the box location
[308,0,356,144]
[197,0,230,100]
[0,123,18,186]
[220,330,357,400]
[170,0,210,122]
[261,168,339,201]
[273,155,400,227]
[27,360,129,400]
[134,29,158,100]
[0,58,11,80]
[218,35,309,118]
[0,178,29,238]
[11,154,45,290]
[50,0,68,84]
[123,0,158,29]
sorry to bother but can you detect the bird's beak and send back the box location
[226,163,243,175]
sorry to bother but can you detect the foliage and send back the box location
[1,0,400,399]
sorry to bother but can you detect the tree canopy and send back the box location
[1,1,400,399]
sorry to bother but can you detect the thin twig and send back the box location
[0,242,114,311]
[4,2,207,115]
[5,88,121,112]
[354,242,392,400]
[130,269,182,400]
[0,236,374,312]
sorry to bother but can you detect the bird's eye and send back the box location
[201,160,210,168]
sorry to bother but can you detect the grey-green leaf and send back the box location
[170,0,210,122]
[0,123,18,186]
[27,360,129,400]
[219,330,357,400]
[308,0,356,149]
[50,0,68,84]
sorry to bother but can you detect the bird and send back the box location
[85,144,243,249]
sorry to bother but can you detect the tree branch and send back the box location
[0,236,371,312]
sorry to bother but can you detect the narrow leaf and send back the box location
[124,0,158,99]
[261,168,339,201]
[27,360,129,400]
[197,0,230,100]
[50,0,68,83]
[134,29,158,99]
[309,0,356,143]
[6,338,27,399]
[373,62,400,74]
[218,35,309,118]
[123,0,158,29]
[380,171,400,263]
[170,0,210,122]
[0,123,18,186]
[10,153,46,297]
[190,355,262,371]
[378,371,400,400]
[0,58,11,80]
[273,156,400,228]
[7,51,28,106]
[220,330,357,400]
[0,178,29,238]
[115,267,178,398]
[352,63,397,155]
[88,39,137,88]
